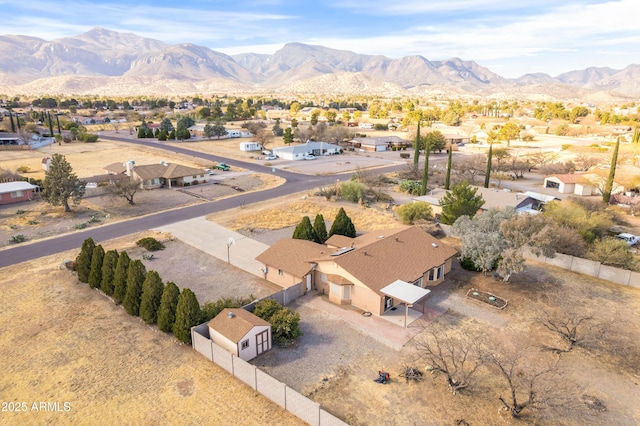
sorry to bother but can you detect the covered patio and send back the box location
[380,280,431,328]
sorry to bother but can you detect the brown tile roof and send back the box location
[133,163,206,180]
[548,174,591,184]
[325,234,355,249]
[255,239,328,277]
[327,226,457,294]
[207,308,270,343]
[325,274,353,285]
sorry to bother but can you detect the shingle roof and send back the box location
[208,308,270,344]
[255,238,329,277]
[133,163,205,180]
[104,162,127,174]
[548,174,592,184]
[327,226,457,294]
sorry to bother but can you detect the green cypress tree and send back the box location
[140,271,165,324]
[173,288,201,344]
[9,110,15,132]
[445,146,453,190]
[484,144,493,188]
[100,249,119,296]
[413,120,421,168]
[112,251,130,305]
[123,259,146,316]
[75,238,96,283]
[313,214,328,244]
[420,133,431,196]
[292,216,317,242]
[632,127,640,144]
[602,137,620,203]
[88,245,105,289]
[157,282,180,333]
[328,208,356,238]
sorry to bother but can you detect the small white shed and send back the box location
[207,308,272,361]
[240,142,261,152]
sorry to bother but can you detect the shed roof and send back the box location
[0,181,39,193]
[207,308,270,344]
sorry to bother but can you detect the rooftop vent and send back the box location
[228,311,234,319]
[432,243,438,248]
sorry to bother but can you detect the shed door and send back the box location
[255,329,270,355]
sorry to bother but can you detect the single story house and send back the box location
[256,226,458,321]
[350,136,408,152]
[240,142,261,152]
[443,134,470,146]
[272,141,341,160]
[543,174,597,196]
[207,308,271,361]
[0,181,39,205]
[412,186,558,216]
[104,160,211,189]
[0,133,22,146]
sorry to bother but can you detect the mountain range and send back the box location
[1,27,638,101]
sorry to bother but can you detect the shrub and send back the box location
[253,299,302,346]
[561,144,570,150]
[200,295,255,323]
[17,165,30,173]
[112,251,131,305]
[136,237,165,251]
[398,179,422,195]
[339,180,366,203]
[74,222,88,229]
[10,234,26,244]
[100,249,119,296]
[88,245,105,289]
[397,202,433,224]
[15,209,25,215]
[123,259,146,316]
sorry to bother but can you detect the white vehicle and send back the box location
[616,233,639,246]
[303,154,316,160]
[265,154,278,161]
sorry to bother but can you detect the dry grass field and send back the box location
[0,233,303,426]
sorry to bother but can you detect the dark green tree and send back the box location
[253,299,282,321]
[445,146,453,190]
[123,259,146,316]
[9,110,15,132]
[41,153,86,212]
[173,288,201,344]
[112,251,131,305]
[283,127,294,144]
[420,132,431,196]
[292,216,318,242]
[47,111,54,136]
[602,138,620,203]
[139,271,165,324]
[75,237,96,283]
[56,115,62,135]
[88,245,105,289]
[484,144,493,188]
[413,120,421,167]
[328,207,356,238]
[137,120,148,138]
[313,214,328,244]
[100,249,119,296]
[157,282,180,333]
[440,181,485,225]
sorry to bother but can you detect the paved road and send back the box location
[0,138,406,268]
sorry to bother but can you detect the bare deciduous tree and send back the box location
[414,330,485,395]
[540,310,599,353]
[108,177,139,205]
[454,154,486,184]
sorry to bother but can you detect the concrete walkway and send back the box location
[153,217,269,277]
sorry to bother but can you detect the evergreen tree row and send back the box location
[292,208,356,243]
[74,238,201,344]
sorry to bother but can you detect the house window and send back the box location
[241,340,249,350]
[151,178,160,185]
[10,191,23,198]
[200,174,204,178]
[428,269,434,281]
[343,285,351,300]
[414,278,422,287]
[437,265,444,279]
[192,175,197,179]
[278,269,284,276]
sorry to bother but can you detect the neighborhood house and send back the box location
[272,141,341,161]
[105,160,211,189]
[256,226,457,321]
[207,308,272,361]
[0,181,39,205]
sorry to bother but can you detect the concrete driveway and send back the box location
[153,217,269,278]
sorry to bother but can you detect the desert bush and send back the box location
[17,165,30,173]
[398,179,422,195]
[253,299,302,346]
[397,202,433,224]
[339,180,366,203]
[136,237,165,251]
[10,234,26,244]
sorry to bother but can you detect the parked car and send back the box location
[215,163,231,171]
[616,233,639,246]
[265,154,278,161]
[205,169,215,175]
[303,154,315,160]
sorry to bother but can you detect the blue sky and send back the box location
[1,0,637,78]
